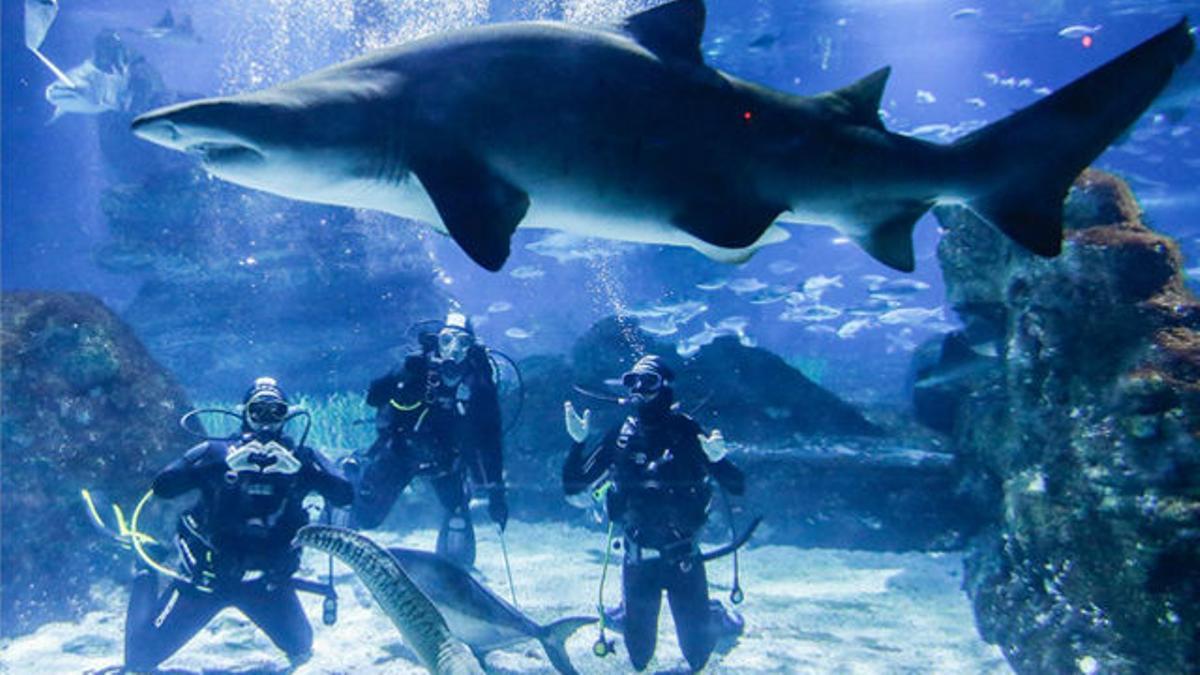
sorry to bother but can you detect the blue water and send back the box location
[4,0,1199,404]
[1,1,1198,671]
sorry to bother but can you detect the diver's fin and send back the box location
[955,19,1194,258]
[538,616,596,675]
[672,194,786,251]
[826,66,890,130]
[409,150,530,272]
[852,201,931,272]
[621,0,706,66]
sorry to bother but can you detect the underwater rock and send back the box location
[500,317,975,549]
[0,291,193,637]
[933,170,1200,673]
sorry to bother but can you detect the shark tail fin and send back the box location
[953,18,1193,257]
[538,616,596,675]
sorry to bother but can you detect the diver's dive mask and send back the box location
[622,371,663,396]
[621,355,674,406]
[243,377,291,433]
[245,396,289,430]
[437,327,474,364]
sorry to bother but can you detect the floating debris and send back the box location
[487,301,513,313]
[505,327,535,339]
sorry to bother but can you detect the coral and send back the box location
[933,170,1200,673]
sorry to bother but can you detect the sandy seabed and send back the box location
[0,520,1009,674]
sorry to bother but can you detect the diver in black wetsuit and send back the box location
[122,377,353,672]
[349,311,506,567]
[562,355,745,672]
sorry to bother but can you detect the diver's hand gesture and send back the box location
[564,401,591,443]
[698,429,728,463]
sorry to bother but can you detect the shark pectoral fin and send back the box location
[852,201,932,272]
[538,616,596,675]
[673,195,785,252]
[621,0,706,66]
[409,151,530,272]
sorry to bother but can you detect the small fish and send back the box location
[908,123,954,139]
[696,277,729,291]
[916,90,937,105]
[1058,25,1101,39]
[860,274,889,290]
[655,300,708,324]
[638,316,679,336]
[716,316,750,333]
[951,8,981,20]
[1017,78,1033,89]
[1034,86,1052,96]
[805,324,838,335]
[748,289,788,305]
[965,97,987,108]
[509,265,545,280]
[779,304,842,322]
[767,260,799,275]
[487,301,513,313]
[849,296,903,315]
[802,274,843,301]
[505,327,535,339]
[837,318,874,339]
[878,306,944,326]
[727,277,767,294]
[525,231,629,263]
[877,278,930,294]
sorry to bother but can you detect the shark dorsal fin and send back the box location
[831,66,890,129]
[621,0,707,66]
[156,9,175,29]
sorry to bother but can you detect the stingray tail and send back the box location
[952,19,1194,257]
[537,616,596,675]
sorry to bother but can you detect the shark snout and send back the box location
[130,112,184,148]
[132,100,267,168]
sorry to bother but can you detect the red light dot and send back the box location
[743,110,753,121]
[1082,35,1093,48]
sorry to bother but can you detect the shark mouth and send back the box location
[187,141,264,166]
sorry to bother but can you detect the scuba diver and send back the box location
[116,377,353,672]
[349,311,506,567]
[562,355,746,672]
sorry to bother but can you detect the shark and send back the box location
[45,59,129,122]
[294,525,484,675]
[131,0,1195,272]
[385,547,594,675]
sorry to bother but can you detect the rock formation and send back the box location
[933,170,1200,673]
[0,292,194,636]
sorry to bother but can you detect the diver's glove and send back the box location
[564,401,591,443]
[226,440,303,475]
[488,487,508,531]
[698,429,728,463]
